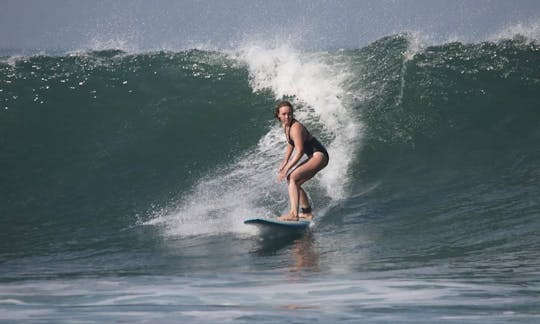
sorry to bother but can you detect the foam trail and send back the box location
[146,127,289,237]
[147,44,362,237]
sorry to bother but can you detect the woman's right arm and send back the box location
[279,144,294,172]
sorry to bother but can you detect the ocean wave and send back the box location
[1,33,539,247]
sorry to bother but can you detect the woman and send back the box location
[275,101,329,221]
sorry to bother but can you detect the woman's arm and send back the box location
[279,144,294,172]
[278,123,305,180]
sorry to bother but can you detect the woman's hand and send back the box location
[277,164,288,181]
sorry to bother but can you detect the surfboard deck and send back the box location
[244,218,312,230]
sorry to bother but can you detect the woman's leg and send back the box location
[298,188,313,220]
[299,188,310,210]
[278,153,328,221]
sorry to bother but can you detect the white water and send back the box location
[1,274,533,322]
[146,43,362,237]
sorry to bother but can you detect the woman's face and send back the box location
[277,106,293,126]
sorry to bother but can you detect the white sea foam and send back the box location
[0,276,531,322]
[146,42,362,238]
[0,299,26,305]
[488,20,540,43]
[236,43,362,199]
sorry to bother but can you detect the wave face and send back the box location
[352,35,540,194]
[339,36,540,275]
[1,35,539,272]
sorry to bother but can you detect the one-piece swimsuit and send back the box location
[286,120,329,160]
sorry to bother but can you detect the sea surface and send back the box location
[1,34,540,322]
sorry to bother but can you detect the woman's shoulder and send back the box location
[290,119,303,131]
[290,120,308,136]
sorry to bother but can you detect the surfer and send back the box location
[275,101,329,221]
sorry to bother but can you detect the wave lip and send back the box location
[489,20,540,43]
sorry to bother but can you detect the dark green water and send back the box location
[1,35,539,322]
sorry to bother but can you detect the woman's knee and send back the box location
[288,175,299,185]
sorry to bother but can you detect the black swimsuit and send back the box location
[286,120,329,160]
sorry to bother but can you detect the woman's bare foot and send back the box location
[299,213,313,221]
[278,212,299,221]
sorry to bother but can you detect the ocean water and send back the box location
[1,34,540,322]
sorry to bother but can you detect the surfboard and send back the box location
[244,218,312,230]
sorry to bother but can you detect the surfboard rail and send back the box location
[244,218,312,230]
